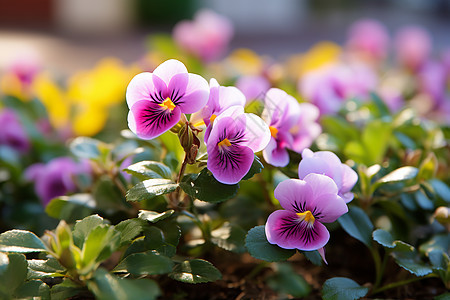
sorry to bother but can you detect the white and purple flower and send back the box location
[206,110,270,184]
[265,173,348,254]
[126,59,209,139]
[261,88,321,167]
[298,148,358,203]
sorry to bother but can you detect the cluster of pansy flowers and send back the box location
[126,59,357,256]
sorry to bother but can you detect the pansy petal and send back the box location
[341,164,358,194]
[263,138,290,167]
[302,173,339,200]
[265,210,330,251]
[241,113,271,152]
[177,73,210,113]
[299,150,343,188]
[167,72,189,101]
[130,100,181,139]
[310,193,348,223]
[207,144,254,184]
[153,59,188,84]
[217,85,246,110]
[126,72,157,108]
[274,179,313,212]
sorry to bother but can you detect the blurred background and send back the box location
[1,0,450,76]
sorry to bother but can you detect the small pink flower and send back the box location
[346,18,390,61]
[173,9,234,62]
[126,59,209,139]
[395,26,431,71]
[235,75,271,104]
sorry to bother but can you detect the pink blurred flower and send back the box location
[235,75,271,104]
[299,63,377,115]
[418,60,447,107]
[346,19,390,61]
[173,9,234,62]
[8,49,41,87]
[0,108,30,153]
[25,157,91,206]
[395,26,432,71]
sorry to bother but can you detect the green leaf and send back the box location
[428,250,449,271]
[27,258,65,279]
[180,168,239,203]
[370,92,391,117]
[115,218,148,247]
[301,250,323,266]
[211,222,247,253]
[242,155,264,180]
[0,253,28,298]
[169,259,222,284]
[429,179,450,203]
[92,177,126,211]
[417,152,438,180]
[245,226,295,262]
[435,293,450,300]
[89,268,161,300]
[415,190,434,210]
[338,206,373,248]
[267,263,310,298]
[79,225,120,275]
[419,234,450,255]
[45,194,95,223]
[375,166,418,186]
[70,136,101,160]
[123,227,176,259]
[392,249,434,276]
[50,278,85,300]
[13,280,50,300]
[138,210,175,223]
[372,229,415,252]
[322,277,369,300]
[126,179,178,202]
[124,161,173,180]
[72,215,106,249]
[0,230,46,253]
[113,250,173,275]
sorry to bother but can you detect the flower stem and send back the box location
[371,274,437,295]
[370,246,383,290]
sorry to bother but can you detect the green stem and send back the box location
[181,210,211,241]
[370,246,383,290]
[371,274,437,295]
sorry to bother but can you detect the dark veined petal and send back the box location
[207,143,254,185]
[129,100,181,139]
[265,210,330,251]
[274,179,314,212]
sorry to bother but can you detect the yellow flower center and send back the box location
[269,126,278,138]
[218,138,232,148]
[210,114,217,124]
[159,97,176,111]
[297,211,315,225]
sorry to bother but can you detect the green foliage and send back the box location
[211,222,247,253]
[0,253,28,299]
[338,206,374,247]
[169,259,222,284]
[126,179,178,202]
[180,168,239,203]
[267,263,311,298]
[124,160,173,180]
[45,194,95,223]
[322,277,369,300]
[113,251,174,275]
[0,230,47,253]
[245,226,296,262]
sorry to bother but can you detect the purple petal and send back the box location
[207,143,254,184]
[167,72,189,100]
[341,164,358,194]
[240,113,271,152]
[152,59,188,84]
[310,193,348,223]
[302,173,339,201]
[265,210,330,251]
[298,149,344,188]
[129,100,181,139]
[274,179,313,212]
[317,247,328,265]
[177,73,210,114]
[262,138,290,167]
[126,72,157,109]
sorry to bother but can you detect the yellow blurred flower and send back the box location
[33,73,71,130]
[226,48,264,76]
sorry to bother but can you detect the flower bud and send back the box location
[178,123,194,153]
[432,206,450,225]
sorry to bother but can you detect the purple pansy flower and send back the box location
[261,88,321,167]
[0,108,30,153]
[265,173,348,255]
[126,59,209,139]
[190,78,246,142]
[235,75,271,104]
[25,157,91,205]
[207,110,270,184]
[298,148,358,203]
